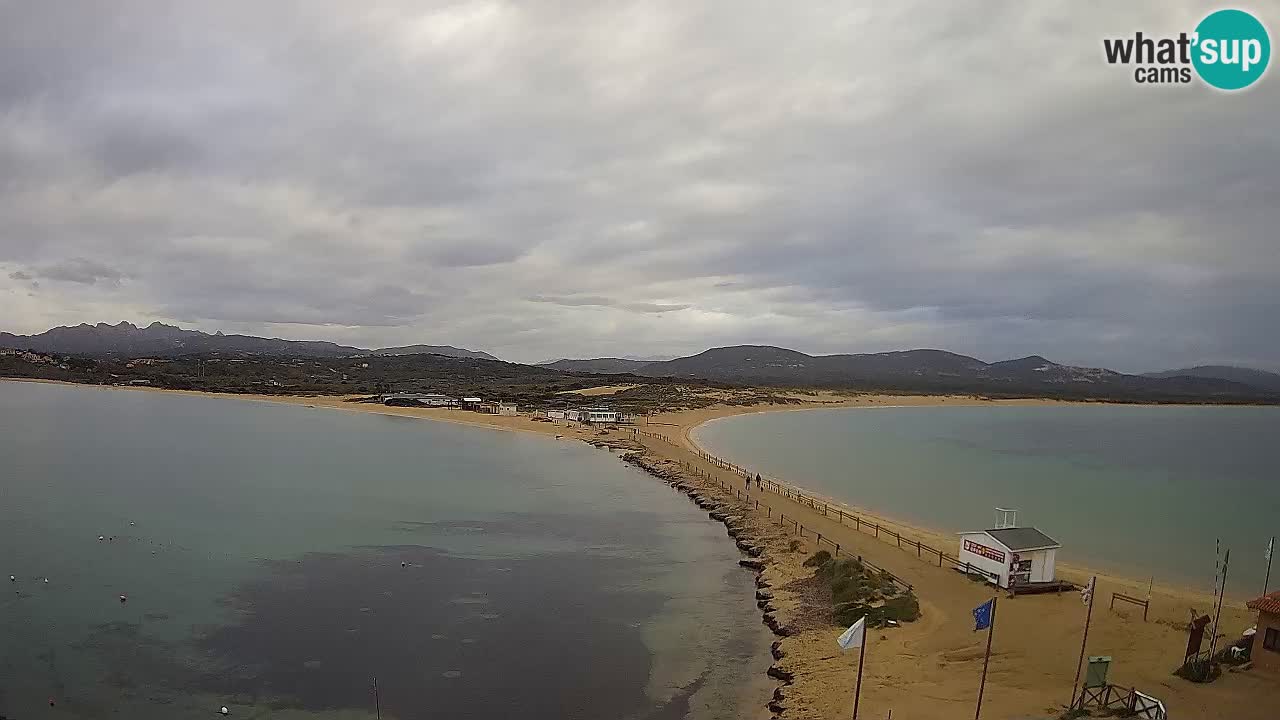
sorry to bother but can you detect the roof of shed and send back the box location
[983,527,1061,551]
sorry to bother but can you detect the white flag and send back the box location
[1081,576,1096,605]
[838,616,866,651]
[1267,538,1274,562]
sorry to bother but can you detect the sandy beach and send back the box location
[6,379,1275,718]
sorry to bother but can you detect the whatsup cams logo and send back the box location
[1103,8,1270,90]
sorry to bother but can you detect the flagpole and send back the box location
[1069,576,1097,710]
[1264,536,1274,597]
[852,631,867,720]
[974,595,998,720]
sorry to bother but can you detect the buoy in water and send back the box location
[8,575,13,582]
[98,535,105,541]
[44,578,49,583]
[401,561,407,568]
[119,594,127,603]
[49,697,56,707]
[220,706,230,715]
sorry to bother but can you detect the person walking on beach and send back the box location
[755,473,762,490]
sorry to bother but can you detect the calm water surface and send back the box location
[693,404,1280,592]
[0,381,771,720]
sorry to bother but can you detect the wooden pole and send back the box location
[975,596,998,720]
[1208,549,1230,661]
[1264,536,1274,597]
[852,630,867,720]
[1069,576,1096,710]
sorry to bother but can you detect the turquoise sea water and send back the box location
[0,381,770,720]
[692,405,1280,593]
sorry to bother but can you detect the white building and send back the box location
[497,403,518,416]
[957,526,1061,590]
[582,408,619,423]
[382,393,457,407]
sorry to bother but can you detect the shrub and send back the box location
[803,550,832,567]
[809,553,919,627]
[881,594,921,622]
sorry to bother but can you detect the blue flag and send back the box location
[973,598,994,631]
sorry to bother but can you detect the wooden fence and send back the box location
[631,429,1001,587]
[1074,684,1166,719]
[1110,592,1150,622]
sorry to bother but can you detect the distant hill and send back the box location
[0,321,364,358]
[5,322,1276,402]
[549,345,1272,401]
[373,345,499,361]
[1143,365,1280,392]
[0,322,494,360]
[539,358,656,374]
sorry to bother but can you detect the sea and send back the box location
[692,404,1280,594]
[0,380,771,720]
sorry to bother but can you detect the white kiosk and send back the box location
[958,509,1061,590]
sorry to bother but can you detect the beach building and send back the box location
[460,397,483,410]
[1246,591,1280,673]
[546,410,567,420]
[958,512,1061,590]
[474,402,518,415]
[382,392,457,407]
[578,407,620,423]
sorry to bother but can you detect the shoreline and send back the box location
[5,379,1275,717]
[673,403,1245,605]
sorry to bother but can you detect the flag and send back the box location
[1267,537,1274,562]
[1081,576,1096,605]
[838,616,866,650]
[973,598,994,631]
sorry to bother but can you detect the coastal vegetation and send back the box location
[5,321,1280,406]
[804,550,922,627]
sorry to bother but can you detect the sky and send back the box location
[1,2,1278,370]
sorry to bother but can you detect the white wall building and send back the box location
[957,526,1061,589]
[582,408,619,423]
[382,393,457,407]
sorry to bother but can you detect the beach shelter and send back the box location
[957,526,1061,589]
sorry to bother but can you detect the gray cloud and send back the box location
[1,1,1278,370]
[33,258,124,286]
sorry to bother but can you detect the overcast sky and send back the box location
[2,2,1278,369]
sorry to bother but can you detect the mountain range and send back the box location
[370,345,499,361]
[4,323,1279,400]
[0,322,495,361]
[543,345,1280,399]
[1142,365,1280,392]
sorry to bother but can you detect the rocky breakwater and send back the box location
[616,447,837,719]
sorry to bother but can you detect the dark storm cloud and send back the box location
[0,1,1278,369]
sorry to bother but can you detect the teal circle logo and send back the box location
[1192,9,1270,90]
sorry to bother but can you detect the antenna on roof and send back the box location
[994,508,1018,529]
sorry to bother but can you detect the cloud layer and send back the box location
[2,1,1278,369]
